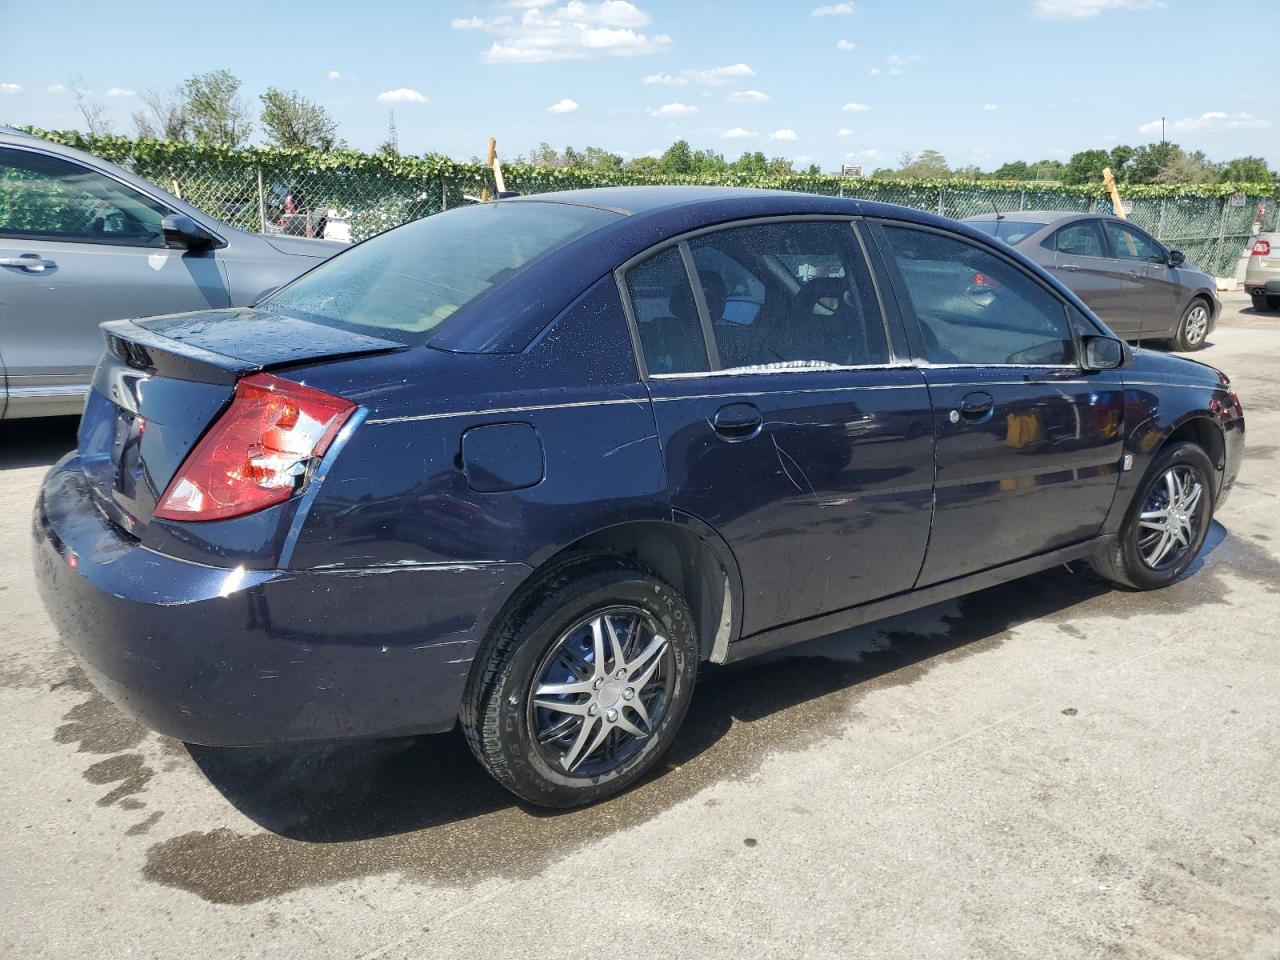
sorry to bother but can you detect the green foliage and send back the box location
[1064,149,1111,186]
[259,87,339,151]
[184,70,252,148]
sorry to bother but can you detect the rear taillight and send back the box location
[153,373,354,523]
[971,272,1000,289]
[1251,240,1271,256]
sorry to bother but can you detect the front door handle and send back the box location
[957,392,994,423]
[1125,270,1143,280]
[1060,263,1080,272]
[712,402,763,440]
[0,254,57,272]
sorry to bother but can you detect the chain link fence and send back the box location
[104,145,1280,278]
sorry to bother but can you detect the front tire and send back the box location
[1172,298,1211,351]
[1088,441,1215,590]
[462,554,698,808]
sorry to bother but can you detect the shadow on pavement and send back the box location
[0,417,78,471]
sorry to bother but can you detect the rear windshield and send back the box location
[262,201,620,345]
[965,219,1044,246]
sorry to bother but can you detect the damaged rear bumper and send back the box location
[33,455,531,746]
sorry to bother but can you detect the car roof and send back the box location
[963,209,1090,225]
[433,185,1096,353]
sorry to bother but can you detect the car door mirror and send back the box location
[1082,335,1124,371]
[162,214,215,250]
[1167,249,1185,267]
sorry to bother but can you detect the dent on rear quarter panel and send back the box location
[286,276,671,571]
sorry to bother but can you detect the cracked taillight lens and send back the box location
[153,373,354,523]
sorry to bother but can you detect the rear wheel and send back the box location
[1172,298,1211,351]
[1269,295,1280,313]
[1088,441,1214,590]
[462,554,698,808]
[1251,292,1270,313]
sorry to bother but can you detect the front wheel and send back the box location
[1088,441,1215,590]
[462,554,698,808]
[1172,299,1211,351]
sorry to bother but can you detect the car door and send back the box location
[1099,218,1167,339]
[1102,219,1179,337]
[872,221,1125,587]
[1046,218,1130,329]
[619,219,936,638]
[0,146,230,404]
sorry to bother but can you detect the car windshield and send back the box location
[966,219,1044,246]
[262,201,620,344]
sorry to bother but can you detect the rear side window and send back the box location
[264,201,620,345]
[687,221,888,370]
[1050,221,1106,258]
[965,220,1043,246]
[883,225,1075,367]
[625,246,710,375]
[0,147,169,246]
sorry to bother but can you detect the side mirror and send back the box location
[1082,335,1124,371]
[1167,249,1185,267]
[162,213,215,250]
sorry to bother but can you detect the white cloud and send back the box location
[868,67,881,76]
[769,128,797,141]
[846,148,879,159]
[886,53,922,65]
[836,128,853,136]
[722,127,758,139]
[726,89,769,103]
[1031,0,1163,19]
[983,103,999,111]
[888,67,903,75]
[455,2,672,63]
[0,82,22,95]
[547,97,580,113]
[841,102,871,112]
[326,70,342,80]
[836,39,856,50]
[1138,111,1272,136]
[105,87,136,98]
[812,2,854,15]
[46,83,66,94]
[643,63,754,87]
[376,88,430,104]
[649,102,698,116]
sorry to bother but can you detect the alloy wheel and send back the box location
[1137,464,1204,570]
[1183,304,1209,345]
[528,606,674,776]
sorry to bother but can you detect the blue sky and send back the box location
[2,0,1276,170]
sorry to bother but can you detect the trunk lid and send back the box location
[78,308,403,536]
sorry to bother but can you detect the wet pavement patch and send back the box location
[84,754,153,807]
[141,570,1114,905]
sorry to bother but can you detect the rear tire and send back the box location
[1269,295,1280,313]
[1088,441,1215,590]
[1172,298,1211,351]
[462,554,698,808]
[1251,292,1269,313]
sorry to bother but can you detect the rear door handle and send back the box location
[0,254,57,272]
[1125,270,1143,279]
[712,402,763,440]
[1060,263,1080,272]
[957,391,994,423]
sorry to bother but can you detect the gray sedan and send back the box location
[963,211,1219,351]
[0,128,343,419]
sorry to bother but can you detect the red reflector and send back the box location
[1252,240,1271,256]
[153,373,354,523]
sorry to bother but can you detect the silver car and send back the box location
[963,210,1220,351]
[0,128,343,419]
[1244,232,1280,313]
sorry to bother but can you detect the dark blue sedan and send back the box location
[33,187,1245,807]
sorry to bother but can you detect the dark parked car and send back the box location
[34,188,1245,807]
[963,211,1220,352]
[0,127,344,419]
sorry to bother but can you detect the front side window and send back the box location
[265,200,620,345]
[687,220,889,371]
[1052,220,1107,258]
[0,147,169,246]
[882,225,1075,367]
[1104,221,1163,263]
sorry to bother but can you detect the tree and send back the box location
[659,140,694,175]
[185,70,252,148]
[1153,148,1215,184]
[1220,156,1271,183]
[1108,144,1136,179]
[896,149,948,178]
[71,78,112,136]
[259,87,338,150]
[1063,149,1110,186]
[992,160,1030,180]
[582,146,624,171]
[131,86,191,140]
[1127,141,1179,183]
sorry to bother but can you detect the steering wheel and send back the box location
[791,277,855,319]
